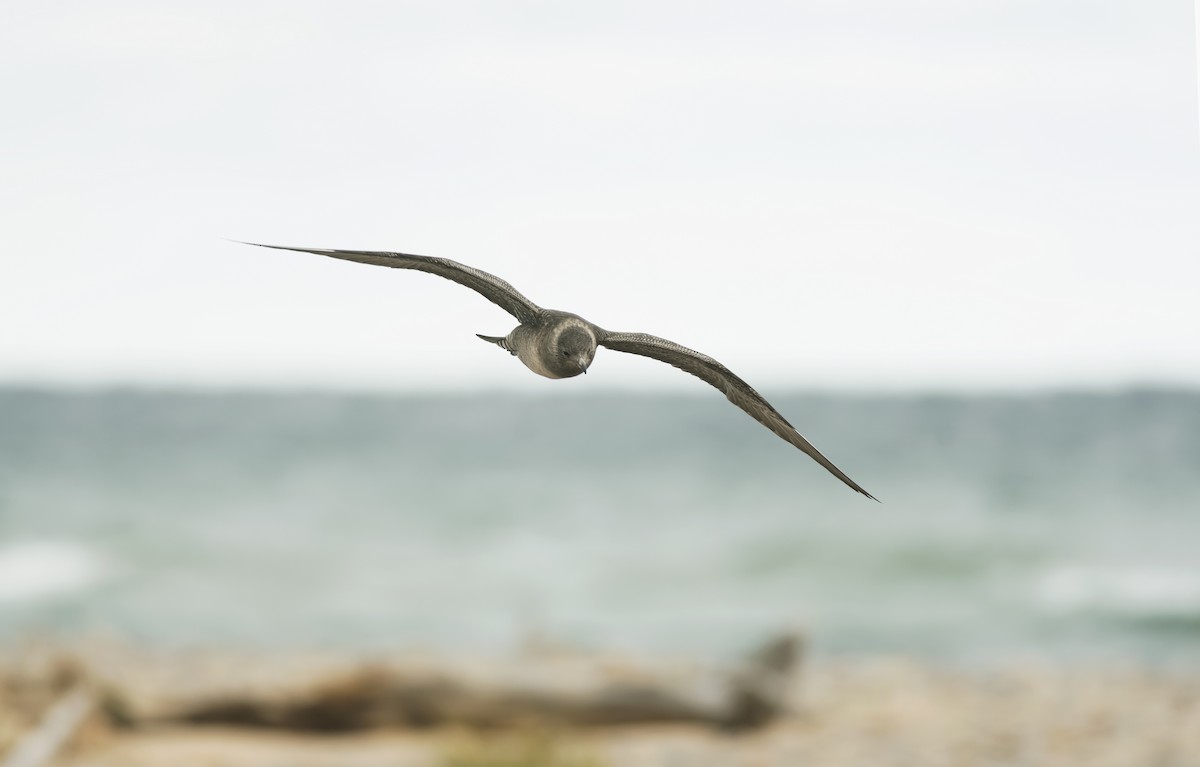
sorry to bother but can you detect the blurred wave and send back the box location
[1038,565,1200,616]
[0,540,106,604]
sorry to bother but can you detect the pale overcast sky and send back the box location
[2,1,1198,391]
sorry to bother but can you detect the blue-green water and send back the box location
[1,388,1198,664]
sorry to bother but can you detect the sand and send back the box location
[3,642,1198,767]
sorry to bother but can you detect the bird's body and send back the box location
[484,311,599,380]
[244,243,876,500]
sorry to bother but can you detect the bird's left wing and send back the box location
[242,243,544,324]
[598,331,876,500]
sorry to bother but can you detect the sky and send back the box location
[2,0,1198,392]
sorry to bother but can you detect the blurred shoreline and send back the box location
[5,386,1199,764]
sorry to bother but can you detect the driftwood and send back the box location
[0,685,94,767]
[154,633,802,733]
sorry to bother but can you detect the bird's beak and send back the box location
[578,359,589,375]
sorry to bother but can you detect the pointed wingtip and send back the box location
[849,482,879,502]
[227,240,285,250]
[228,239,295,252]
[854,485,880,502]
[228,241,343,257]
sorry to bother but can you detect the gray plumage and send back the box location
[245,243,876,500]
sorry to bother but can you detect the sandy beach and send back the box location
[4,640,1197,767]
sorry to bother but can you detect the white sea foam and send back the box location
[1037,564,1200,615]
[0,541,105,604]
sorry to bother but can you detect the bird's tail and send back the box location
[476,333,515,355]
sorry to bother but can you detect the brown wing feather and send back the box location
[243,243,543,324]
[599,331,876,500]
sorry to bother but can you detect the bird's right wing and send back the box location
[242,243,544,324]
[599,331,876,499]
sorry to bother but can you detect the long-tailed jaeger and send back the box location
[246,243,875,500]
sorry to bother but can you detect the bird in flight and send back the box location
[244,243,875,499]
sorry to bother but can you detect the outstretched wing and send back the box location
[242,243,544,324]
[599,331,876,500]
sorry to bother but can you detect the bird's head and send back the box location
[554,326,597,377]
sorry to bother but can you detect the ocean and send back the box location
[1,387,1197,665]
